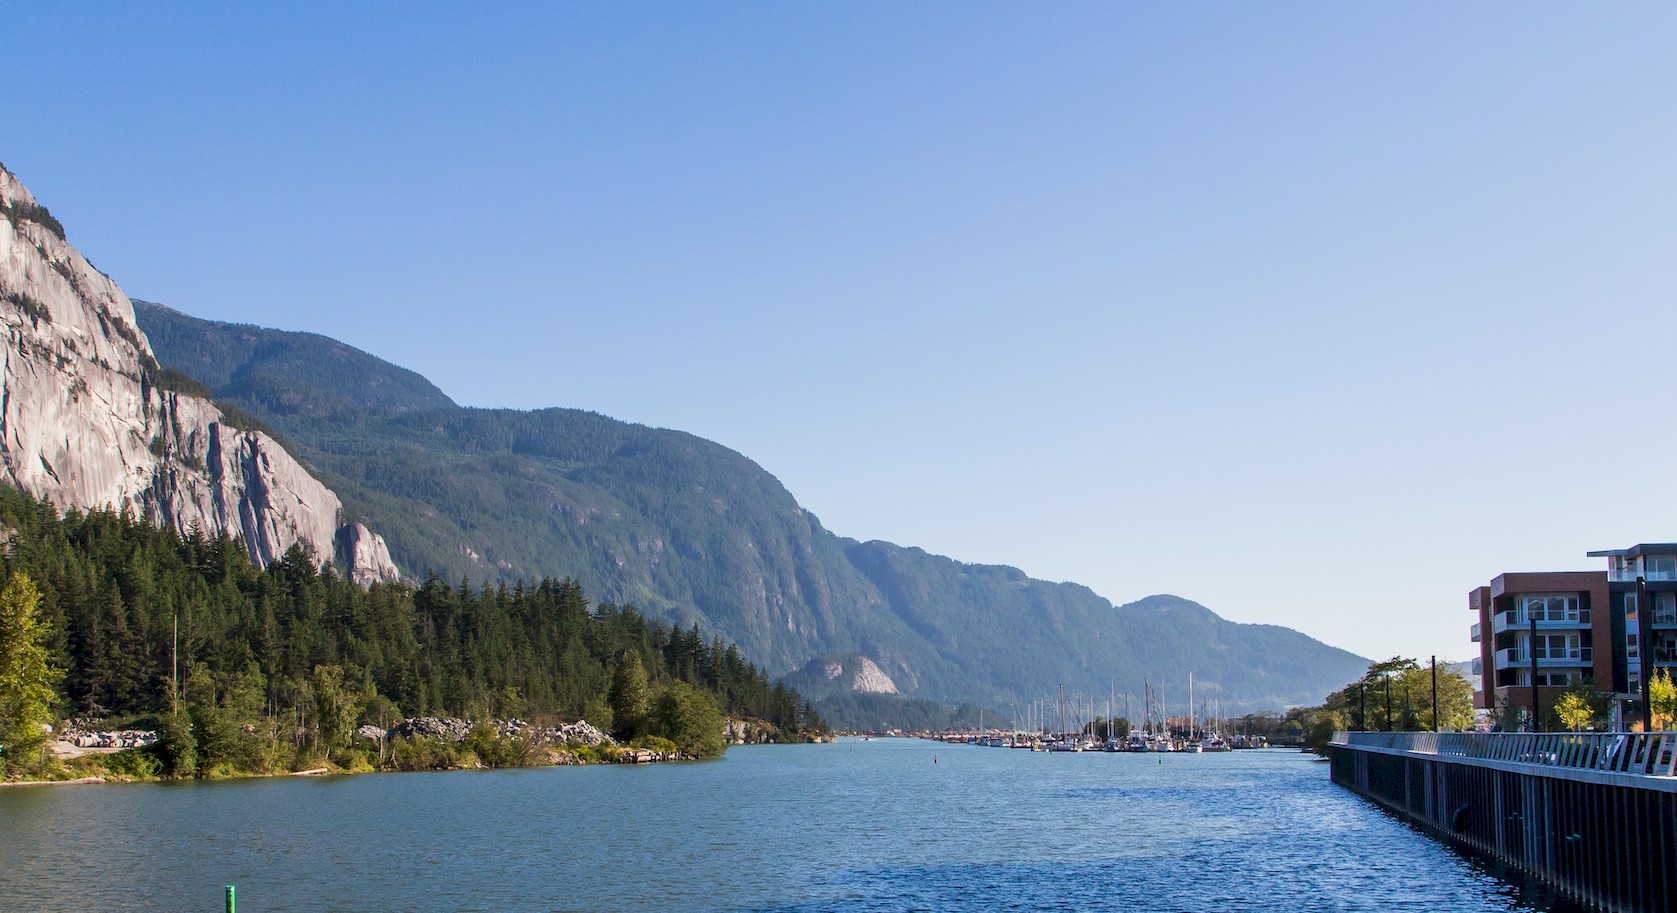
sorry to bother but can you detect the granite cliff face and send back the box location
[0,165,398,584]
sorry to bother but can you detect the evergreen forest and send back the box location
[0,487,825,777]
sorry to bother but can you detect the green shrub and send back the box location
[331,747,374,773]
[562,740,609,764]
[152,714,196,778]
[104,747,163,779]
[463,722,537,768]
[387,736,463,771]
[630,735,678,755]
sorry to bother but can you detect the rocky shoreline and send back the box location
[6,712,835,787]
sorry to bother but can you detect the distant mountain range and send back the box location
[134,300,1369,712]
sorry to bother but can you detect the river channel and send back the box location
[0,738,1582,912]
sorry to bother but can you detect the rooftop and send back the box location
[1586,544,1677,559]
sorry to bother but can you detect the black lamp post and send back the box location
[1384,672,1393,732]
[1530,609,1540,732]
[1431,655,1439,732]
[1640,576,1652,732]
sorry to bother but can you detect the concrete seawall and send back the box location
[1330,731,1677,913]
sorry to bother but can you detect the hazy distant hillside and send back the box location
[135,301,1369,710]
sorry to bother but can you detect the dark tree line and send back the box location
[0,488,825,740]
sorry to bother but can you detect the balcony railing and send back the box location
[1470,622,1481,643]
[1331,731,1677,779]
[1494,646,1592,670]
[1654,611,1677,628]
[1470,657,1482,675]
[1491,611,1590,635]
[1609,569,1677,583]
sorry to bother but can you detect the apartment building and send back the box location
[1468,543,1677,728]
[1468,571,1610,722]
[1584,544,1677,698]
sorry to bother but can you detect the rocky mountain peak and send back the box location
[0,164,399,585]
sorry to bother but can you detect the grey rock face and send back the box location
[0,167,398,584]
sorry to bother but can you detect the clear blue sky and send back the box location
[7,4,1677,664]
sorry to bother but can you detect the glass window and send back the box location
[1651,556,1677,580]
[1521,594,1582,622]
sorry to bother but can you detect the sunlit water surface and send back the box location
[0,739,1581,912]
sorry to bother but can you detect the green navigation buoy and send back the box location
[226,884,235,913]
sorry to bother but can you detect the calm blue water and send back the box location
[0,739,1578,913]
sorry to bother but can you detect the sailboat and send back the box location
[1185,672,1203,753]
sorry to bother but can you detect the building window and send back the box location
[1515,670,1578,687]
[1650,555,1677,581]
[1529,633,1581,659]
[1520,594,1583,623]
[1658,593,1677,626]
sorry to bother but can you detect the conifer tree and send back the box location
[607,651,651,739]
[0,572,62,775]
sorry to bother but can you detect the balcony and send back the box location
[1653,610,1677,628]
[1471,657,1482,676]
[1490,610,1591,635]
[1470,622,1481,643]
[1609,569,1677,583]
[1494,646,1592,670]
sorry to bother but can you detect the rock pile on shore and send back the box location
[68,729,156,749]
[387,717,472,741]
[541,720,612,747]
[376,718,616,748]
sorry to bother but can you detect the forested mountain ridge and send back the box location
[132,300,455,416]
[135,301,1369,711]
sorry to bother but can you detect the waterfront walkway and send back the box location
[1331,730,1677,913]
[1335,730,1677,785]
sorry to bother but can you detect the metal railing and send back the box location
[1493,646,1591,669]
[1609,569,1677,583]
[1332,730,1677,778]
[1491,611,1590,635]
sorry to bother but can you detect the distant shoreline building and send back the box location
[1469,543,1677,728]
